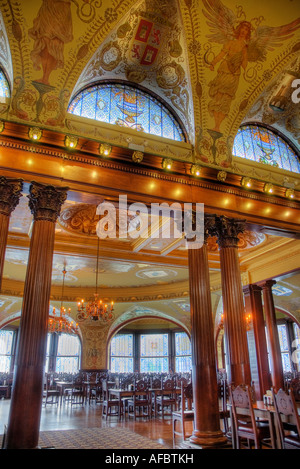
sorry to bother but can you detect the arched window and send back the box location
[109,330,191,373]
[175,331,192,373]
[0,330,14,372]
[45,333,81,373]
[233,124,300,174]
[110,333,134,373]
[68,82,185,142]
[0,70,10,98]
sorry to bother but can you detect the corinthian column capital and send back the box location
[28,181,68,222]
[213,215,246,248]
[0,176,23,216]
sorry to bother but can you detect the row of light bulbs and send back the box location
[28,126,113,157]
[162,158,296,200]
[27,126,297,201]
[241,176,295,199]
[162,157,201,177]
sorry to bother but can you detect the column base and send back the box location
[183,430,229,449]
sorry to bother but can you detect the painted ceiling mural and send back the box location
[0,0,298,169]
[242,53,300,151]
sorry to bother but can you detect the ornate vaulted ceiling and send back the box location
[0,0,300,161]
[0,0,299,341]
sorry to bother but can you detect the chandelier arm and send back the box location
[61,266,66,311]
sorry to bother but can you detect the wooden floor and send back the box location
[0,398,189,449]
[0,398,276,452]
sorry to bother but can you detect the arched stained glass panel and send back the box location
[68,83,185,142]
[175,332,191,373]
[233,125,300,174]
[0,70,9,98]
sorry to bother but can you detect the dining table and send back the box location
[108,386,182,419]
[149,387,181,417]
[108,388,135,418]
[55,380,74,405]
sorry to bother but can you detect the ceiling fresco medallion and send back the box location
[135,269,178,279]
[58,203,141,238]
[58,203,98,236]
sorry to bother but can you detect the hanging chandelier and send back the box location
[48,268,78,334]
[76,237,115,325]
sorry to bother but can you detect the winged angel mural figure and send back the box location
[202,0,300,133]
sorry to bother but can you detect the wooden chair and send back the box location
[272,387,300,449]
[150,377,162,389]
[127,380,151,419]
[290,378,300,402]
[218,379,230,434]
[64,375,84,406]
[229,384,270,449]
[172,382,194,446]
[43,373,60,406]
[155,379,177,418]
[102,379,121,420]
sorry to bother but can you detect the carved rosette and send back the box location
[0,177,23,216]
[28,181,68,222]
[211,215,246,249]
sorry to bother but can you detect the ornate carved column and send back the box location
[261,280,284,391]
[0,177,23,290]
[213,216,251,386]
[187,214,227,448]
[243,284,271,399]
[4,181,68,449]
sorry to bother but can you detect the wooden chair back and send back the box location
[151,377,162,389]
[218,379,228,412]
[162,379,175,391]
[181,382,193,411]
[229,385,256,433]
[102,379,109,400]
[135,379,149,392]
[177,377,188,388]
[272,387,300,448]
[290,378,300,402]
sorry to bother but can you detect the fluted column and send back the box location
[213,216,251,386]
[261,280,284,391]
[187,214,227,448]
[243,284,271,399]
[0,177,23,290]
[4,181,68,449]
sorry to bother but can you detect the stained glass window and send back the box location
[68,83,185,142]
[0,70,10,98]
[293,323,300,345]
[175,332,192,373]
[110,333,134,373]
[45,333,52,372]
[292,323,300,371]
[56,333,81,373]
[278,324,292,372]
[265,322,300,373]
[233,124,300,173]
[0,330,14,372]
[140,333,169,373]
